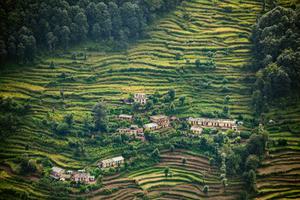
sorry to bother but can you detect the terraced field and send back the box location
[75,150,243,199]
[1,0,283,198]
[256,101,300,200]
[0,0,261,166]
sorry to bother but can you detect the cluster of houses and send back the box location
[117,114,171,141]
[187,117,238,134]
[97,156,125,169]
[51,93,241,184]
[117,93,240,138]
[51,167,95,184]
[51,156,126,184]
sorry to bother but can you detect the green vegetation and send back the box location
[251,5,300,114]
[0,0,183,64]
[0,0,299,199]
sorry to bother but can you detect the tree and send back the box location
[0,40,7,63]
[46,32,58,51]
[7,40,17,59]
[239,191,249,200]
[83,114,93,133]
[61,26,71,50]
[203,185,209,194]
[55,122,70,135]
[93,2,112,38]
[167,103,175,114]
[195,59,201,68]
[226,152,241,175]
[92,102,107,132]
[16,43,25,62]
[252,6,299,101]
[108,2,122,38]
[164,167,169,177]
[222,178,228,188]
[72,12,89,42]
[246,134,267,156]
[244,170,256,192]
[175,52,182,60]
[224,95,230,104]
[132,102,141,112]
[245,155,260,171]
[179,96,186,106]
[168,89,176,101]
[145,100,154,110]
[151,148,160,160]
[170,145,175,152]
[121,2,143,38]
[17,156,37,175]
[49,61,55,69]
[64,114,74,128]
[92,23,101,40]
[86,2,97,26]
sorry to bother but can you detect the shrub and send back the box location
[277,139,288,146]
[245,155,260,171]
[203,185,209,194]
[55,122,70,135]
[240,131,251,139]
[223,6,233,13]
[175,52,182,60]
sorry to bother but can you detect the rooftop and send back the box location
[188,117,236,124]
[191,126,203,131]
[144,123,159,128]
[101,156,124,164]
[134,93,147,99]
[119,114,133,118]
[52,167,64,173]
[150,115,168,120]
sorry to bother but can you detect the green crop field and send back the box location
[256,101,300,200]
[71,150,243,200]
[0,0,299,199]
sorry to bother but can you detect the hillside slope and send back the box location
[0,0,276,199]
[256,100,300,200]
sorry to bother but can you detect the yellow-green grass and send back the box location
[0,0,264,198]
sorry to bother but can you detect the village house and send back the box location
[191,126,203,134]
[144,123,159,131]
[117,125,145,141]
[118,125,143,135]
[51,167,94,184]
[118,114,133,121]
[51,167,65,180]
[98,156,125,169]
[187,117,238,130]
[150,115,170,128]
[134,93,147,105]
[72,171,95,184]
[170,116,178,122]
[135,132,146,142]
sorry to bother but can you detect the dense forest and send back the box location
[0,0,183,64]
[251,5,300,113]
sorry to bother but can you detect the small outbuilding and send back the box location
[144,123,159,131]
[150,115,170,128]
[190,126,203,134]
[134,93,148,105]
[98,156,125,169]
[51,167,65,180]
[118,114,133,121]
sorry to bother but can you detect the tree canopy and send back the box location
[0,0,183,64]
[251,6,300,113]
